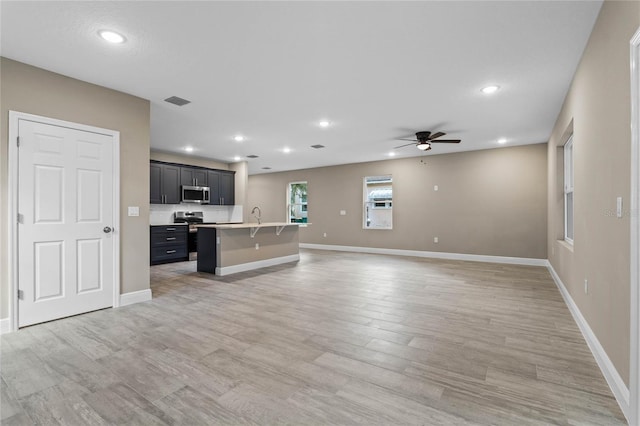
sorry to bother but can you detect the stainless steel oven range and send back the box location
[174,211,207,259]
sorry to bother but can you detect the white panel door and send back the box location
[18,119,115,327]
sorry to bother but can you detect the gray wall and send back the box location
[249,143,548,259]
[547,0,640,386]
[0,58,151,319]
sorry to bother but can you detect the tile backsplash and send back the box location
[150,204,243,225]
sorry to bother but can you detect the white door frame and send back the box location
[7,111,121,332]
[629,26,640,426]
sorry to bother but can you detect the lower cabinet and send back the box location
[150,225,188,265]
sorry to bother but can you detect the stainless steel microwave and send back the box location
[182,185,210,204]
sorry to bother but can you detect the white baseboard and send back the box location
[119,289,152,307]
[299,243,547,266]
[215,254,300,276]
[546,262,630,422]
[0,317,11,335]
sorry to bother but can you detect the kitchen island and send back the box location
[196,223,302,276]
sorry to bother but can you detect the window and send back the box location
[287,181,308,224]
[564,136,574,244]
[363,175,393,229]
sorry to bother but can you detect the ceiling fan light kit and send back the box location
[394,131,461,151]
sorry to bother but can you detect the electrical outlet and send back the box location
[323,232,327,238]
[255,243,259,250]
[584,279,588,294]
[434,185,438,191]
[340,210,346,216]
[434,237,439,243]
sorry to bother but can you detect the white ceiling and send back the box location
[1,1,601,175]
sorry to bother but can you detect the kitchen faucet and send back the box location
[251,206,262,224]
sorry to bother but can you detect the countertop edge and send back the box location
[198,222,310,229]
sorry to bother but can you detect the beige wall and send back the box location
[0,58,151,320]
[547,1,640,386]
[249,143,547,259]
[150,150,229,170]
[229,161,249,219]
[218,226,299,267]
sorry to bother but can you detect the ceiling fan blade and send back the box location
[395,137,417,142]
[394,142,417,149]
[428,131,446,140]
[430,139,461,143]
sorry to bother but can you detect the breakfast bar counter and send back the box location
[196,223,301,276]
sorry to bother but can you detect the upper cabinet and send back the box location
[180,166,208,187]
[219,171,235,206]
[207,170,235,205]
[151,160,234,205]
[150,162,181,204]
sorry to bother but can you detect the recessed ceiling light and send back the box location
[184,146,194,153]
[388,152,396,157]
[319,120,330,128]
[498,138,508,144]
[98,30,126,44]
[481,85,500,95]
[234,135,244,142]
[283,147,291,154]
[233,156,241,161]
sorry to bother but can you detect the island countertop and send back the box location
[197,222,308,229]
[197,222,302,276]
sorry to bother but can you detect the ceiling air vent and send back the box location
[247,155,259,159]
[262,167,272,170]
[311,144,325,149]
[164,96,191,106]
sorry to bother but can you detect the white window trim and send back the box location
[287,181,308,226]
[363,175,393,230]
[564,135,574,245]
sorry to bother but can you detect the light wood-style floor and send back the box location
[1,249,626,425]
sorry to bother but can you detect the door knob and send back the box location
[103,226,113,233]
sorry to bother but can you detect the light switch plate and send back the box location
[434,185,438,191]
[128,206,139,217]
[340,210,346,216]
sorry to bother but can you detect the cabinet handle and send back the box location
[166,227,176,231]
[166,250,176,254]
[166,237,176,240]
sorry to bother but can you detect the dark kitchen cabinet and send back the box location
[207,170,220,204]
[180,167,208,187]
[150,163,162,204]
[219,171,235,205]
[150,160,234,205]
[150,225,189,264]
[197,227,217,273]
[207,170,235,205]
[150,162,181,204]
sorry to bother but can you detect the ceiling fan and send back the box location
[394,131,461,151]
